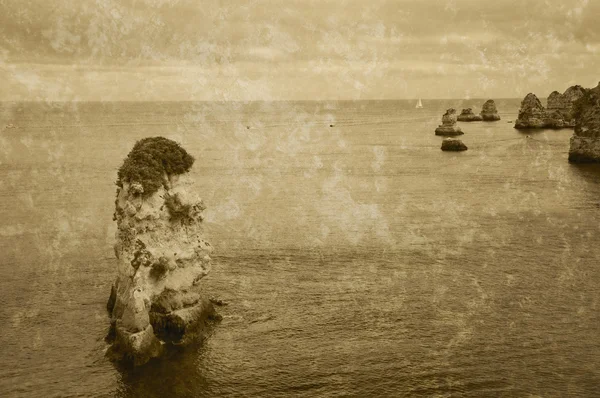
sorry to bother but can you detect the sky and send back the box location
[0,0,599,101]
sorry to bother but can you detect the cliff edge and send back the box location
[515,86,585,129]
[568,83,600,163]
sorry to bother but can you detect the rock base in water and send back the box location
[457,108,483,122]
[435,125,464,135]
[441,138,468,151]
[150,294,219,344]
[568,136,600,163]
[482,114,501,121]
[107,324,164,366]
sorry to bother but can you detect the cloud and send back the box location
[1,0,599,100]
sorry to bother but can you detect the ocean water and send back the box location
[1,100,599,397]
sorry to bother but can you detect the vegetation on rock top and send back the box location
[117,137,194,196]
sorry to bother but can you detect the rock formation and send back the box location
[568,82,600,163]
[547,85,586,127]
[514,93,566,129]
[441,138,468,151]
[515,86,587,129]
[106,137,218,366]
[435,108,463,136]
[480,100,501,121]
[457,108,483,122]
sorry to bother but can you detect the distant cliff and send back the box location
[515,86,585,129]
[568,83,600,163]
[106,137,218,365]
[514,93,565,129]
[547,85,586,127]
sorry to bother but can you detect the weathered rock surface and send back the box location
[568,83,600,163]
[547,85,586,127]
[514,93,566,129]
[441,138,468,151]
[480,100,501,121]
[457,108,483,122]
[106,137,218,366]
[435,108,463,136]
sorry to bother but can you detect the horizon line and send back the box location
[0,97,526,103]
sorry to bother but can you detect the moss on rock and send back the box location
[117,137,195,196]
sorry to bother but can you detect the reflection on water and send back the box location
[1,100,600,397]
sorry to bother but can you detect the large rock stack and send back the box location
[547,85,586,127]
[457,108,483,122]
[568,83,600,163]
[514,93,566,129]
[515,86,586,129]
[106,137,218,366]
[435,108,463,136]
[480,100,501,121]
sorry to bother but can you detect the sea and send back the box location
[1,100,599,397]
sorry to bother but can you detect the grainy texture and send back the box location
[1,0,600,397]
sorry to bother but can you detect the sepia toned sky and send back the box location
[1,0,599,101]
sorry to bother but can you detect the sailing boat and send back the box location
[415,98,423,109]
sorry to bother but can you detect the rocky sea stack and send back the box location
[568,83,600,163]
[514,93,566,129]
[441,138,468,151]
[106,137,218,366]
[547,85,586,127]
[480,100,501,121]
[435,108,463,136]
[457,108,483,122]
[515,86,585,129]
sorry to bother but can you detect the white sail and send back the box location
[416,98,423,108]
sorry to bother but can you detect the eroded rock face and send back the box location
[441,138,468,151]
[547,85,585,127]
[546,91,563,110]
[568,83,600,163]
[435,108,463,136]
[514,93,566,129]
[106,138,217,366]
[457,108,483,122]
[480,100,501,121]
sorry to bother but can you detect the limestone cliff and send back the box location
[457,108,482,122]
[106,137,218,365]
[568,83,600,163]
[547,85,585,127]
[514,93,566,129]
[435,108,463,136]
[480,100,501,121]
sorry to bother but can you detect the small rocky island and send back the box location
[480,100,501,121]
[515,86,585,129]
[568,82,600,163]
[106,137,219,366]
[441,138,468,151]
[435,108,463,136]
[457,108,482,122]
